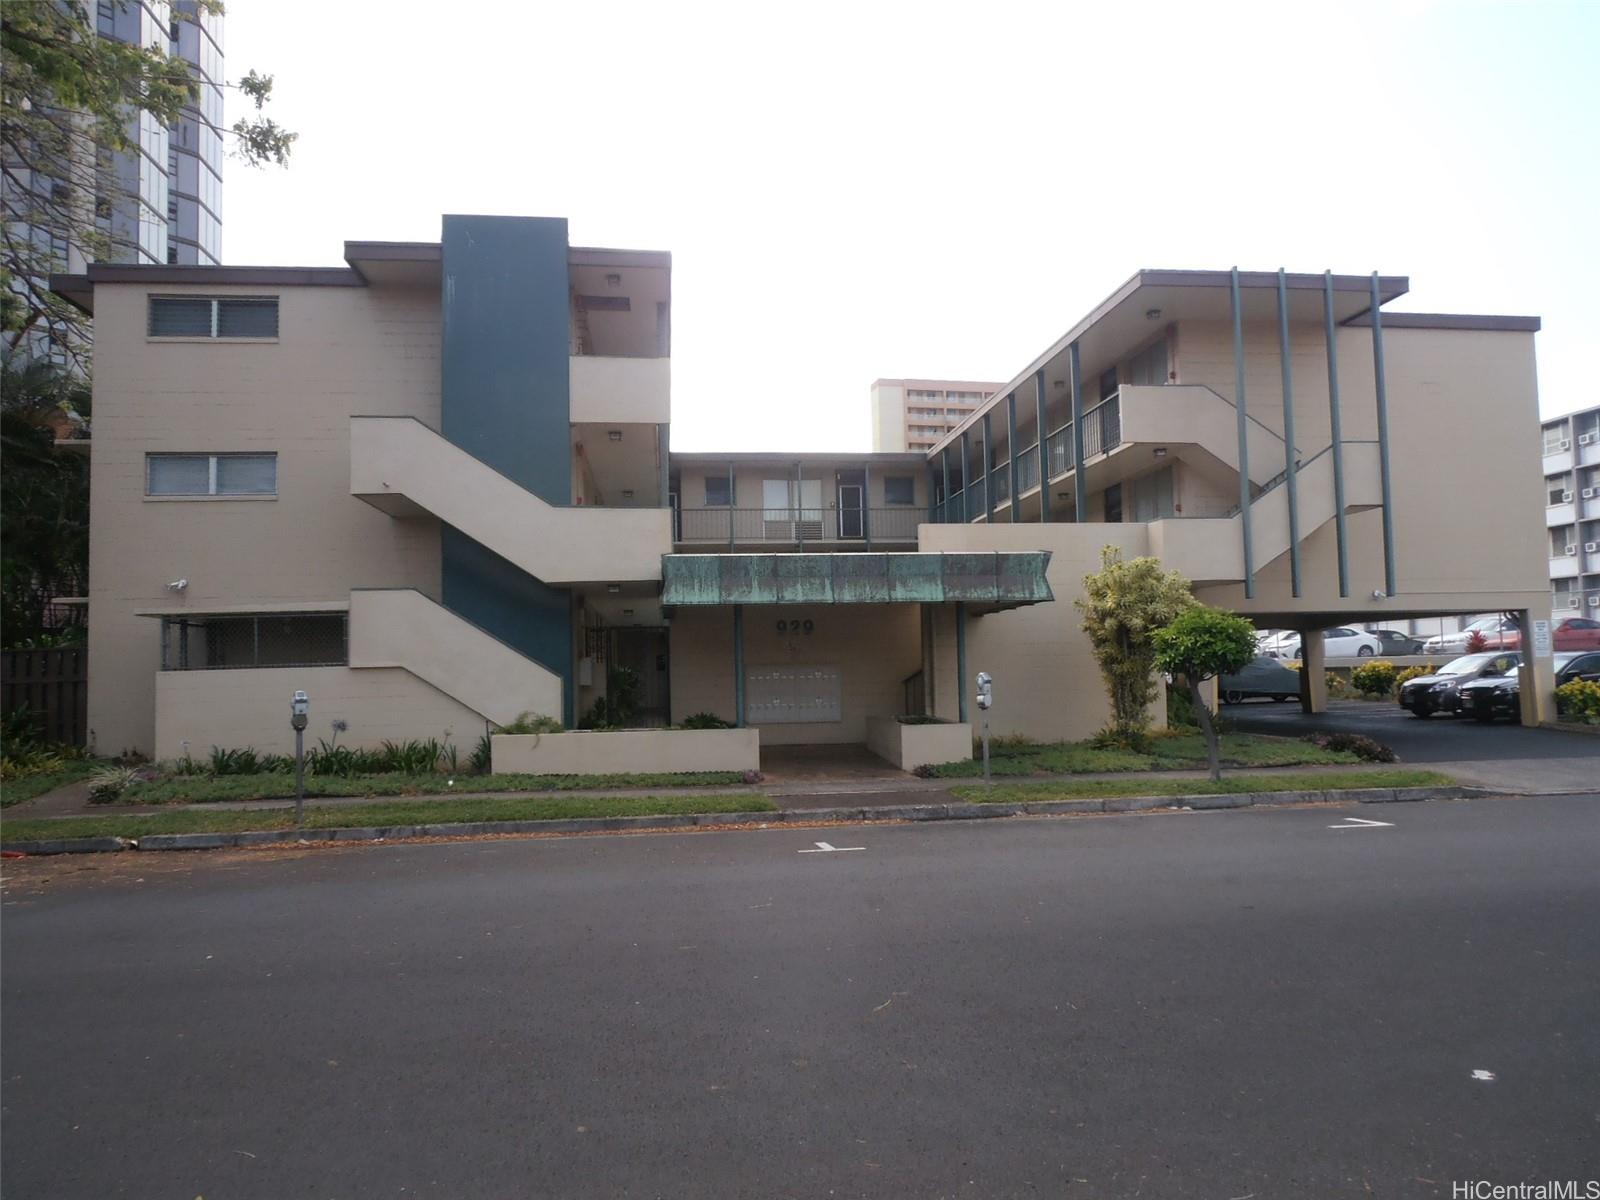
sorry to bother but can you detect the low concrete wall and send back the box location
[865,717,973,771]
[492,727,759,775]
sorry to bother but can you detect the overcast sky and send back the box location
[222,0,1597,450]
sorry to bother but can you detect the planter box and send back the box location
[492,727,760,775]
[865,717,973,771]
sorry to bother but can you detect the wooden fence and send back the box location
[1,648,89,748]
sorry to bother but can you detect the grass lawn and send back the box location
[1,759,99,807]
[924,732,1359,779]
[99,769,750,806]
[0,792,773,844]
[951,768,1454,804]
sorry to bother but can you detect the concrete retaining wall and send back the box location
[492,727,759,775]
[865,717,973,771]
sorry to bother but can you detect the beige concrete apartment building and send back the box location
[870,379,999,452]
[56,220,1554,769]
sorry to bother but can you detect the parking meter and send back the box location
[975,672,993,784]
[290,691,309,825]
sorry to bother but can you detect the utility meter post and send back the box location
[290,691,310,827]
[975,672,993,785]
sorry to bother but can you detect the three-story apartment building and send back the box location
[54,218,1555,764]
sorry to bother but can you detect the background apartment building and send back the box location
[870,379,998,452]
[1542,403,1600,615]
[4,0,223,361]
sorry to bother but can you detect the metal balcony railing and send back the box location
[675,506,923,545]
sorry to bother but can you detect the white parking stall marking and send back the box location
[797,841,865,854]
[1327,816,1395,830]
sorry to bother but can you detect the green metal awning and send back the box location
[661,552,1053,612]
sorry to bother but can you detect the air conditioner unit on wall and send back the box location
[1590,595,1600,606]
[1566,545,1579,555]
[1587,543,1599,553]
[1560,439,1572,450]
[1585,488,1598,498]
[1581,432,1597,444]
[1563,491,1575,502]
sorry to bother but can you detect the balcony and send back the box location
[1547,501,1577,528]
[569,355,669,425]
[674,506,922,548]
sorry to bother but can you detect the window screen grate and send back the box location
[217,298,278,338]
[148,297,213,337]
[160,613,347,670]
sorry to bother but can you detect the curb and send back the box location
[0,784,1499,856]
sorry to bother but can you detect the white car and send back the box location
[1421,616,1518,655]
[1267,627,1382,659]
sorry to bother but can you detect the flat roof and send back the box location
[670,451,926,467]
[1342,312,1540,332]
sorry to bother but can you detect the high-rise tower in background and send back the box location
[163,0,225,265]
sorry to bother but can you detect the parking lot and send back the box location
[1228,698,1600,791]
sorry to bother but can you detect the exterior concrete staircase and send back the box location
[348,589,562,726]
[350,416,671,584]
[1147,441,1383,584]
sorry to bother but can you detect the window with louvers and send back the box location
[148,296,279,338]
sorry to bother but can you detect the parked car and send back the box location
[1458,651,1600,723]
[1421,616,1517,655]
[1267,627,1382,659]
[1552,616,1600,650]
[1397,651,1522,718]
[1370,628,1424,656]
[1219,656,1302,704]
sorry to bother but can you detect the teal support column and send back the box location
[657,424,670,509]
[1069,341,1087,519]
[733,605,745,727]
[1323,271,1350,597]
[726,463,735,548]
[956,604,968,724]
[863,462,873,547]
[1370,272,1398,598]
[1276,269,1303,598]
[1230,267,1256,599]
[960,430,971,522]
[1035,369,1051,523]
[940,449,950,526]
[981,412,994,522]
[1006,391,1020,523]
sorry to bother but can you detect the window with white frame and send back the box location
[148,295,279,338]
[147,452,277,496]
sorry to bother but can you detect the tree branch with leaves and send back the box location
[1,0,295,364]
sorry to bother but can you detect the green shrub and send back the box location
[1556,678,1600,724]
[1351,659,1399,697]
[469,733,493,774]
[1302,732,1396,763]
[380,738,443,775]
[1326,671,1350,696]
[87,765,143,804]
[681,712,735,730]
[500,712,563,735]
[207,746,293,776]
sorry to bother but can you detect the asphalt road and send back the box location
[4,796,1599,1199]
[1230,697,1600,766]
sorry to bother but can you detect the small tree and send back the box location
[1075,547,1193,746]
[1152,605,1258,782]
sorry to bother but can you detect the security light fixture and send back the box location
[1371,589,1387,601]
[622,489,635,499]
[1145,308,1162,321]
[607,584,621,594]
[608,430,623,442]
[167,578,188,591]
[605,273,621,287]
[1153,447,1168,458]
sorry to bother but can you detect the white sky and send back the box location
[222,0,1599,450]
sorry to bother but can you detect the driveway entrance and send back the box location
[1229,699,1600,792]
[759,743,910,785]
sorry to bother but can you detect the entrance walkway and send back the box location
[758,743,909,787]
